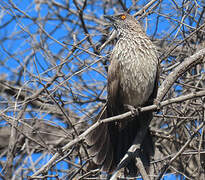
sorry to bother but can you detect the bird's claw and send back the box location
[124,104,140,117]
[154,98,161,110]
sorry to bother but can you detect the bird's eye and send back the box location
[120,14,126,20]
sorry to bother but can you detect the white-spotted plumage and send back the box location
[110,33,158,106]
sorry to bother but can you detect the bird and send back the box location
[86,12,159,174]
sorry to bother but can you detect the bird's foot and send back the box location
[124,104,140,117]
[154,98,161,110]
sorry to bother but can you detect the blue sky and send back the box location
[1,0,204,179]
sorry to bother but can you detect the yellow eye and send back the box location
[121,14,126,20]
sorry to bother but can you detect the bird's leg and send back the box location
[124,104,141,117]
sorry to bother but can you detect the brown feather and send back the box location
[86,12,159,174]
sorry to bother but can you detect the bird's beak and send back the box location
[104,15,115,22]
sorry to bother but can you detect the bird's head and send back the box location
[104,12,142,35]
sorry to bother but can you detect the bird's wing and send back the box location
[146,59,160,106]
[107,59,122,116]
[85,58,122,172]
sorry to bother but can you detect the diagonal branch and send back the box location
[156,47,205,102]
[29,89,205,178]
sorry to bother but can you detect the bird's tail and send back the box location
[86,107,154,173]
[86,106,115,172]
